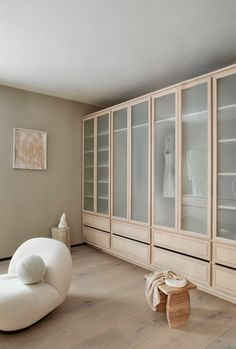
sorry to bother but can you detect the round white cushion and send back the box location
[16,255,46,285]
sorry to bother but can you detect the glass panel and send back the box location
[218,175,236,207]
[181,83,208,234]
[218,73,236,107]
[154,93,176,228]
[217,208,236,240]
[218,109,236,140]
[218,142,236,173]
[97,114,109,214]
[84,119,94,211]
[113,108,127,218]
[131,101,149,223]
[154,93,175,121]
[217,73,236,239]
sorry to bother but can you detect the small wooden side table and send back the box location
[156,281,197,328]
[51,227,71,251]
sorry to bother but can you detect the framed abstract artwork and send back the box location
[13,128,47,170]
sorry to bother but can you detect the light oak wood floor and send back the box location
[1,245,236,349]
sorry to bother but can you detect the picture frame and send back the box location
[13,128,47,170]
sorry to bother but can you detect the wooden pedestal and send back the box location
[51,227,71,251]
[156,291,167,313]
[157,281,196,328]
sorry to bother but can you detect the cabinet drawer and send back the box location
[82,226,110,249]
[213,265,236,298]
[152,247,210,286]
[153,230,210,260]
[213,243,236,269]
[82,213,110,232]
[111,220,150,243]
[111,235,150,265]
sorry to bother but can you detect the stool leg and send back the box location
[166,291,190,328]
[156,290,167,313]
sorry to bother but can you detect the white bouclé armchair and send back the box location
[0,237,72,331]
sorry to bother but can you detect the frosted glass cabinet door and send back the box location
[112,108,128,218]
[153,92,176,228]
[97,114,109,215]
[131,101,149,223]
[181,82,209,235]
[83,118,94,212]
[216,72,236,240]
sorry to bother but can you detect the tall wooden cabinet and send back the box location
[152,79,211,287]
[152,88,178,232]
[111,98,151,265]
[82,64,236,303]
[82,111,111,249]
[212,67,236,301]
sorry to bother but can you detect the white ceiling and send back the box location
[0,0,236,107]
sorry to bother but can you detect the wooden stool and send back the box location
[156,281,197,328]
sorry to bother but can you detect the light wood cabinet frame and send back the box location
[213,242,236,269]
[83,212,110,232]
[95,111,111,217]
[81,64,236,304]
[82,225,110,249]
[151,88,179,232]
[212,264,236,299]
[94,116,98,213]
[111,220,150,243]
[111,97,151,227]
[111,104,130,222]
[82,111,111,217]
[178,77,212,240]
[212,66,236,246]
[111,234,150,265]
[153,230,211,260]
[129,96,151,227]
[82,114,96,214]
[152,246,210,286]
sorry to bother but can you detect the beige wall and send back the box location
[0,85,100,258]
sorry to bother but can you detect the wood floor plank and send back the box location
[134,292,236,349]
[71,327,133,349]
[0,245,236,349]
[205,323,236,349]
